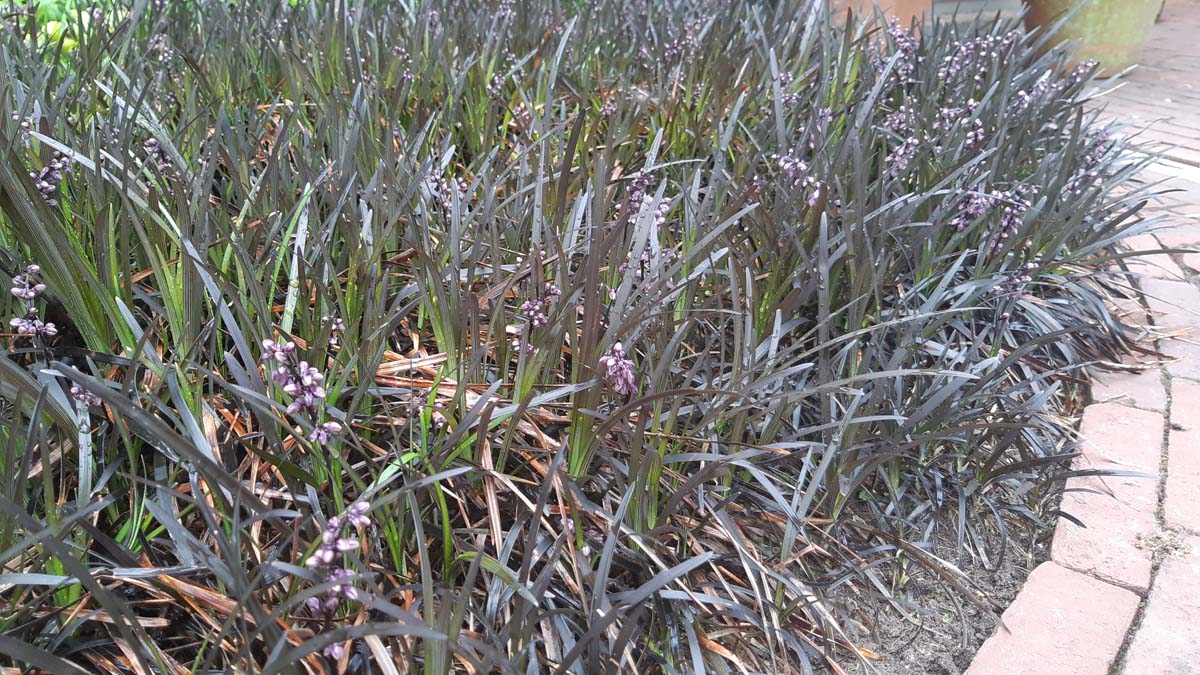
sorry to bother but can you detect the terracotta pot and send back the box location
[830,0,933,26]
[1024,0,1160,76]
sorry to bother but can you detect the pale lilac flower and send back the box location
[391,45,415,82]
[11,112,34,136]
[320,529,358,551]
[886,137,920,178]
[513,282,560,351]
[9,266,55,340]
[70,385,102,407]
[933,106,964,131]
[992,261,1038,299]
[10,265,46,300]
[882,106,916,135]
[777,70,804,108]
[637,194,671,227]
[996,192,1030,239]
[774,152,808,181]
[949,188,1031,247]
[263,340,327,414]
[307,504,371,570]
[10,314,56,337]
[261,338,296,363]
[1012,73,1066,114]
[510,328,532,353]
[663,17,704,63]
[346,501,371,529]
[951,192,995,232]
[520,298,548,327]
[964,119,986,150]
[29,153,70,206]
[327,568,359,600]
[1067,131,1112,194]
[322,315,346,346]
[306,546,336,567]
[626,171,652,210]
[143,138,177,186]
[429,173,467,210]
[772,150,823,204]
[303,501,373,663]
[323,642,345,660]
[148,33,171,63]
[262,334,345,447]
[599,342,637,396]
[885,20,919,83]
[309,421,342,443]
[937,32,1019,86]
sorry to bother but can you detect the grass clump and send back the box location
[0,0,1154,672]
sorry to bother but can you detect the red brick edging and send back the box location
[965,220,1200,675]
[965,4,1200,669]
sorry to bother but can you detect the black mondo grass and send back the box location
[0,0,1163,673]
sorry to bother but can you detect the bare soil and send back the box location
[830,517,1053,675]
[822,391,1089,674]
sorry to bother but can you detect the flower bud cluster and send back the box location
[261,338,342,442]
[9,265,56,339]
[511,283,560,353]
[599,342,636,396]
[29,153,70,207]
[304,501,371,660]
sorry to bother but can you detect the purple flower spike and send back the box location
[7,265,57,338]
[300,502,374,660]
[599,342,637,396]
[263,336,330,416]
[28,153,70,206]
[512,280,561,352]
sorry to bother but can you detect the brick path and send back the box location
[968,1,1200,673]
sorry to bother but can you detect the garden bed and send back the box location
[842,473,1062,674]
[0,1,1159,672]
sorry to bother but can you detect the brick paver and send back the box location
[1166,380,1200,534]
[1141,278,1200,380]
[1161,338,1200,381]
[1142,278,1200,334]
[968,3,1200,673]
[1183,249,1200,272]
[1089,368,1167,411]
[1123,234,1187,280]
[1051,404,1162,591]
[1106,1,1200,658]
[1149,218,1200,250]
[1120,537,1200,675]
[965,563,1139,675]
[960,219,1195,675]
